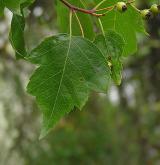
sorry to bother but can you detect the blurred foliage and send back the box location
[0,0,160,165]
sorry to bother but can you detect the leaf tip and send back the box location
[39,127,50,140]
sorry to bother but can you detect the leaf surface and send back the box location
[76,0,145,55]
[9,14,27,59]
[0,0,34,14]
[93,0,145,56]
[56,0,95,39]
[0,1,4,15]
[94,31,125,85]
[8,0,34,59]
[27,34,111,138]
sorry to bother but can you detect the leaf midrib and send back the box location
[46,36,72,127]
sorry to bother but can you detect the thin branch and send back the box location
[60,0,105,17]
[60,0,137,17]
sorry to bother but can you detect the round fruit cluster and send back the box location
[116,2,160,19]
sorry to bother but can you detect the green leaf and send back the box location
[9,14,27,59]
[27,34,111,139]
[93,0,146,56]
[1,0,21,14]
[0,2,4,16]
[94,31,125,85]
[56,0,95,40]
[101,9,145,56]
[9,0,34,59]
[0,0,34,14]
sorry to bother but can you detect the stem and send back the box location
[98,18,105,36]
[69,10,72,37]
[127,0,136,4]
[94,0,107,10]
[60,0,105,17]
[73,11,84,37]
[130,4,140,13]
[96,6,115,12]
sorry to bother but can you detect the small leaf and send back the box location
[93,0,146,56]
[9,14,27,59]
[94,31,125,85]
[9,0,34,59]
[27,34,111,139]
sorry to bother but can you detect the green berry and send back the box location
[150,4,160,15]
[116,2,127,12]
[140,9,152,19]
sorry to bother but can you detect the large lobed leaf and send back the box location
[2,0,147,138]
[27,34,111,139]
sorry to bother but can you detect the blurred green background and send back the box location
[0,0,160,165]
